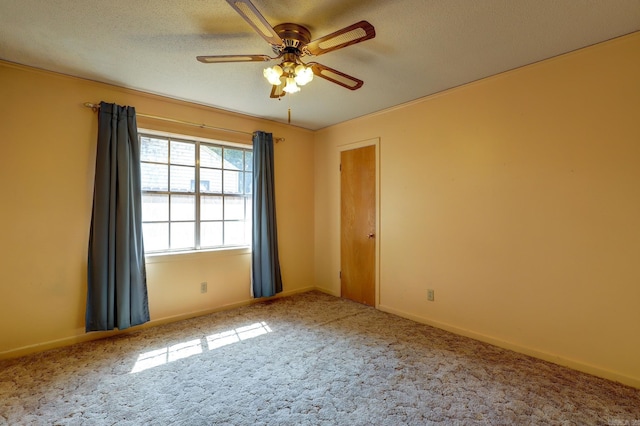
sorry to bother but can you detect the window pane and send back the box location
[244,151,253,171]
[170,165,195,192]
[223,170,243,194]
[244,172,252,194]
[201,221,223,247]
[141,137,168,163]
[224,221,246,246]
[246,197,252,222]
[200,168,222,193]
[245,197,252,243]
[225,196,245,220]
[170,141,195,166]
[201,145,222,168]
[171,222,195,249]
[142,194,168,221]
[201,195,223,220]
[140,132,252,253]
[171,194,195,221]
[224,148,244,170]
[143,223,169,251]
[141,163,168,191]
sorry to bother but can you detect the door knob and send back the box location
[368,233,375,239]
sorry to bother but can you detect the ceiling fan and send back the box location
[197,0,376,98]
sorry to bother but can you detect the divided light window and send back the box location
[139,133,253,253]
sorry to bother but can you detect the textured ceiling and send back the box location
[1,0,639,130]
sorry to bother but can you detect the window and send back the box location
[139,133,253,253]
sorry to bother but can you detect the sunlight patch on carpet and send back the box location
[130,322,272,373]
[130,339,202,373]
[207,321,272,349]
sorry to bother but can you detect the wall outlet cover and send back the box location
[427,289,434,301]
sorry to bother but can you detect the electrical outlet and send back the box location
[427,289,435,302]
[200,282,208,294]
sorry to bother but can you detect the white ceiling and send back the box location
[1,0,639,130]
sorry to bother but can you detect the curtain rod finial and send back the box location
[84,102,99,112]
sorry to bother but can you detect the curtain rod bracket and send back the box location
[83,102,285,143]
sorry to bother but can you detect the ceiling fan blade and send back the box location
[308,63,364,90]
[197,54,272,63]
[305,21,375,56]
[226,0,283,47]
[270,84,286,99]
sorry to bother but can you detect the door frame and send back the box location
[337,138,380,307]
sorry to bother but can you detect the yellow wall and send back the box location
[2,32,639,389]
[0,62,315,356]
[314,33,640,388]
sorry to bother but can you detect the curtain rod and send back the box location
[83,102,284,142]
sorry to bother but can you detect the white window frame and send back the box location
[139,129,252,254]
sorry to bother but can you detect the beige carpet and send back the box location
[1,291,639,425]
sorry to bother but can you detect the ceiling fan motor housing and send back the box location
[273,23,311,54]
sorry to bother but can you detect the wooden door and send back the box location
[341,145,376,306]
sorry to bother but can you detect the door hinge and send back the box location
[339,163,342,172]
[339,270,342,279]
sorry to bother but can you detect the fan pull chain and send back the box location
[288,107,291,124]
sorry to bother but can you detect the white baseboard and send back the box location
[0,286,316,361]
[313,286,340,297]
[377,304,640,390]
[3,288,638,390]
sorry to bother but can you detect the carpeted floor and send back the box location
[1,291,639,425]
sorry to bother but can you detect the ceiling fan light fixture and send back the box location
[294,65,313,86]
[263,65,283,85]
[283,77,300,94]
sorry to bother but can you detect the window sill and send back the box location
[144,246,251,264]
